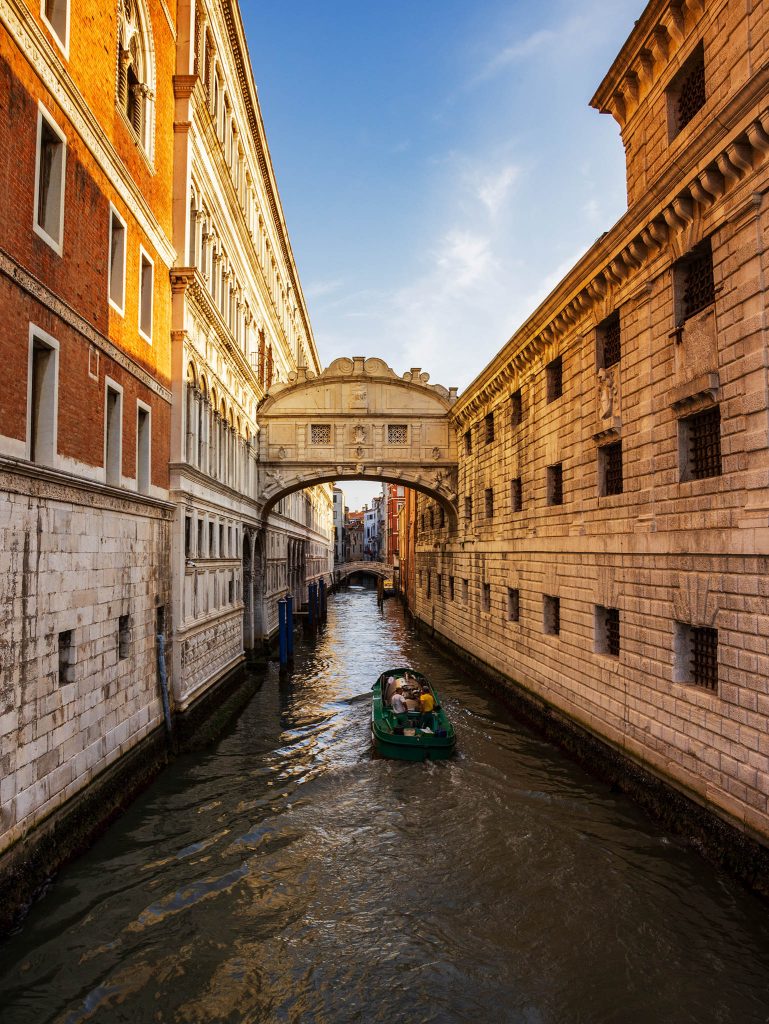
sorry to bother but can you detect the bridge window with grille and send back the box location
[675,622,718,691]
[485,412,494,444]
[543,595,560,636]
[674,238,715,326]
[547,463,563,506]
[387,424,408,445]
[679,405,721,481]
[667,42,705,138]
[595,605,620,656]
[546,356,563,403]
[599,441,623,497]
[116,0,155,159]
[597,311,621,370]
[510,388,523,427]
[310,423,331,445]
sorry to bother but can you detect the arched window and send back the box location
[116,0,155,159]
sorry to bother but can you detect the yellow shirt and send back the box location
[419,692,435,714]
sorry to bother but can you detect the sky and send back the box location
[242,0,642,510]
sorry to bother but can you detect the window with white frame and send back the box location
[105,380,123,486]
[136,402,150,493]
[34,104,66,254]
[138,248,153,341]
[109,205,126,313]
[28,327,59,465]
[41,0,70,54]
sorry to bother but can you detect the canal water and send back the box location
[2,590,769,1024]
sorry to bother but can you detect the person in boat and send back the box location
[419,685,435,727]
[391,686,408,718]
[384,675,399,704]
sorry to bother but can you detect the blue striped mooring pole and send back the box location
[278,598,288,667]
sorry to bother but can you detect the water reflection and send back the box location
[2,591,769,1024]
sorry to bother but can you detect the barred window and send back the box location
[449,576,455,601]
[464,429,472,455]
[465,495,473,520]
[310,423,331,445]
[388,424,408,445]
[437,574,443,597]
[58,629,74,685]
[118,614,131,660]
[462,579,469,602]
[427,572,431,598]
[676,622,718,691]
[511,477,522,512]
[598,312,621,370]
[669,43,706,136]
[485,412,495,444]
[544,595,560,636]
[595,605,620,656]
[680,406,721,481]
[482,583,491,613]
[485,487,494,518]
[676,238,715,324]
[599,441,623,497]
[507,588,520,622]
[510,388,523,427]
[546,356,563,403]
[547,463,563,506]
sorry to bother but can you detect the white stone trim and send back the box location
[136,397,151,494]
[108,202,127,316]
[138,245,154,344]
[26,322,59,466]
[39,0,69,58]
[32,100,66,256]
[104,375,124,487]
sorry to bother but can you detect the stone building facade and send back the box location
[0,0,177,854]
[411,0,769,846]
[168,0,332,710]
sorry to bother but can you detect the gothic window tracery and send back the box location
[116,0,155,159]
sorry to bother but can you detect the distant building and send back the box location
[333,487,346,565]
[383,483,405,565]
[344,509,364,561]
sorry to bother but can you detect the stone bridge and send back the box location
[257,356,459,528]
[335,561,394,583]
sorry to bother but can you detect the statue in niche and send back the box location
[353,424,366,445]
[355,445,364,457]
[597,368,616,420]
[277,446,287,460]
[431,446,441,460]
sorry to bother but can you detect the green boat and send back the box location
[371,668,456,761]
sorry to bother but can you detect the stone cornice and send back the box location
[0,0,176,267]
[452,69,769,427]
[1,246,173,402]
[218,0,320,376]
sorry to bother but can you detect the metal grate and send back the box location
[485,412,495,444]
[604,607,620,656]
[688,406,721,479]
[310,423,331,445]
[603,441,623,496]
[601,312,621,369]
[388,424,408,445]
[511,477,522,512]
[691,626,718,689]
[510,389,523,426]
[548,463,563,506]
[677,50,706,133]
[682,242,715,321]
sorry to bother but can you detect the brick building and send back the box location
[412,0,769,848]
[0,0,176,854]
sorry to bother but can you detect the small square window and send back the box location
[482,582,491,613]
[310,423,331,445]
[680,405,721,481]
[118,614,131,660]
[485,412,494,444]
[464,495,473,520]
[668,42,705,138]
[599,441,623,497]
[387,424,408,445]
[595,605,620,656]
[58,628,74,684]
[675,238,715,325]
[510,389,523,427]
[485,487,494,518]
[547,463,563,506]
[675,621,718,690]
[464,429,472,455]
[510,477,522,513]
[546,356,563,403]
[544,595,560,636]
[597,312,620,370]
[507,588,520,622]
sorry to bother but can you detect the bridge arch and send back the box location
[336,560,393,583]
[257,356,459,530]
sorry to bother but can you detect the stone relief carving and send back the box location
[353,424,367,444]
[431,446,441,461]
[672,573,721,627]
[597,368,616,420]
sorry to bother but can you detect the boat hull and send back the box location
[371,669,456,761]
